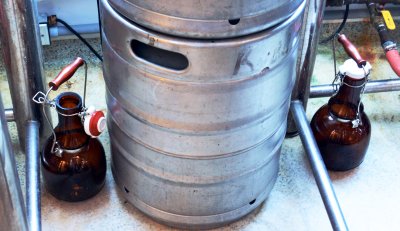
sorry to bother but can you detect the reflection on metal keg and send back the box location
[101,0,305,228]
[107,0,304,38]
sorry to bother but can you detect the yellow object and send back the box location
[381,10,396,30]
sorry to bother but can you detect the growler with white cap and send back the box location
[310,34,371,171]
[33,57,107,201]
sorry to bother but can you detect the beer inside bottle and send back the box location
[41,92,106,201]
[310,59,371,171]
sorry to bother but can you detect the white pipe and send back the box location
[49,23,99,38]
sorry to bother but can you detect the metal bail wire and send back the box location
[32,60,89,156]
[337,67,369,129]
[354,65,370,128]
[331,35,341,93]
[330,35,370,128]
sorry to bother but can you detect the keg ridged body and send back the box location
[101,0,305,228]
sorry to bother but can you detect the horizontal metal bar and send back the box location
[324,4,400,21]
[5,108,14,122]
[327,0,400,6]
[290,100,349,231]
[26,120,41,231]
[310,78,400,98]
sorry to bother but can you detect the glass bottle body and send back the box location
[310,75,371,171]
[41,92,106,202]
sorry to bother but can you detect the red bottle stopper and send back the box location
[84,106,106,137]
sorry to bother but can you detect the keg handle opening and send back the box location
[130,39,189,71]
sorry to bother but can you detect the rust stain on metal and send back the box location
[147,34,156,46]
[149,37,156,46]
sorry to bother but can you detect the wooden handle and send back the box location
[49,57,84,90]
[337,34,367,67]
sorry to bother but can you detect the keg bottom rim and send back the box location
[111,165,277,229]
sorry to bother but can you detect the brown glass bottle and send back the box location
[310,64,371,171]
[41,92,106,202]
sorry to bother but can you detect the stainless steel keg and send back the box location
[107,0,304,38]
[101,0,305,228]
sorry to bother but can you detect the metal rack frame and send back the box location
[1,0,400,230]
[288,1,350,230]
[290,1,400,231]
[0,0,48,230]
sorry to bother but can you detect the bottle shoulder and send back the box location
[42,137,106,174]
[312,103,370,125]
[311,104,371,144]
[328,98,365,120]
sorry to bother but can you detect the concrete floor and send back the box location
[1,21,400,231]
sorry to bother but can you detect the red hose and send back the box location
[385,49,400,77]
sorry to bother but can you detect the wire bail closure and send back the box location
[330,37,370,129]
[32,59,89,156]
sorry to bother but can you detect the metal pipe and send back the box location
[5,108,14,122]
[0,96,28,231]
[0,0,51,148]
[291,100,349,231]
[287,0,327,136]
[367,3,400,77]
[49,23,100,37]
[310,78,400,98]
[26,121,41,231]
[327,0,400,6]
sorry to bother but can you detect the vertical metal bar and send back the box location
[287,0,327,136]
[26,121,41,231]
[1,2,46,230]
[0,96,28,231]
[291,100,349,231]
[0,0,51,148]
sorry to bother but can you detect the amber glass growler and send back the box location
[42,92,106,201]
[310,59,371,171]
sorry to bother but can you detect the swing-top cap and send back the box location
[84,106,106,138]
[339,59,372,79]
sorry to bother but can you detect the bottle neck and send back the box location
[55,92,84,130]
[328,75,366,119]
[57,113,84,130]
[54,92,88,149]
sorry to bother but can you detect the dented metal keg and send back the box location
[107,0,304,38]
[101,0,305,228]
